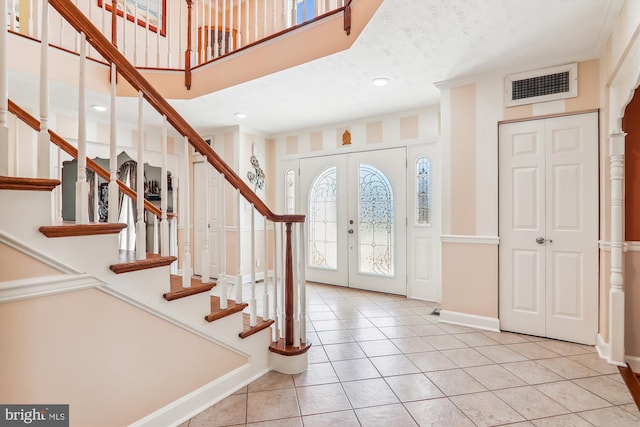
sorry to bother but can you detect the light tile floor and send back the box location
[181,283,640,426]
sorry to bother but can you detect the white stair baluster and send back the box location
[206,0,212,61]
[182,135,191,286]
[235,188,242,303]
[152,215,158,253]
[135,91,146,260]
[55,146,63,224]
[263,215,269,320]
[299,222,307,343]
[170,175,178,274]
[229,0,234,53]
[37,0,50,179]
[145,0,150,67]
[250,203,256,327]
[292,223,300,347]
[133,0,138,65]
[221,0,226,55]
[217,171,228,309]
[160,115,169,255]
[93,171,99,222]
[236,0,241,49]
[75,33,89,225]
[108,64,119,223]
[0,0,9,176]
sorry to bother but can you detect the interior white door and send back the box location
[300,148,407,295]
[194,161,220,278]
[499,112,598,345]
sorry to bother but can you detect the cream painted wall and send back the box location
[0,243,62,281]
[0,288,246,427]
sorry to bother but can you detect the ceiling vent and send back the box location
[505,63,577,107]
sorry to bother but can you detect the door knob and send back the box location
[536,236,553,244]
[348,229,354,234]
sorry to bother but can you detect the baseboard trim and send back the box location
[0,274,104,303]
[626,354,640,372]
[130,364,269,427]
[439,310,500,332]
[595,334,630,367]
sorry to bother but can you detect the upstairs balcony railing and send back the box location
[6,0,350,71]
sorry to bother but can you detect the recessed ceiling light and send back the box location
[372,77,390,87]
[91,104,107,112]
[234,113,247,119]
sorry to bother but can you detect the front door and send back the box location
[499,112,598,345]
[300,148,407,295]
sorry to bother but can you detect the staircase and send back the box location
[0,0,326,425]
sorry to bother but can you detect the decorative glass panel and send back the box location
[285,169,296,214]
[359,164,394,276]
[416,157,431,225]
[308,167,338,270]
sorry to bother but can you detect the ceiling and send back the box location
[10,0,624,137]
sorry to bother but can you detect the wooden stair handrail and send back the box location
[7,99,165,219]
[48,0,304,224]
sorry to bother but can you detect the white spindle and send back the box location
[160,115,169,255]
[197,0,203,64]
[213,0,219,58]
[132,0,139,64]
[272,0,276,37]
[8,0,14,32]
[236,0,241,49]
[13,118,19,176]
[221,0,226,55]
[108,64,119,223]
[165,0,171,67]
[153,215,159,253]
[37,0,51,178]
[229,0,234,53]
[145,0,150,66]
[178,0,183,68]
[0,0,9,176]
[299,222,307,343]
[248,0,252,46]
[272,221,279,341]
[235,188,242,303]
[217,172,228,309]
[155,0,160,67]
[55,147,63,223]
[261,0,266,38]
[182,135,192,287]
[93,171,99,222]
[250,203,257,327]
[135,91,146,260]
[263,216,269,320]
[170,176,178,274]
[292,223,300,347]
[201,166,211,284]
[75,33,89,225]
[206,0,212,61]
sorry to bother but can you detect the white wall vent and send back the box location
[505,63,577,107]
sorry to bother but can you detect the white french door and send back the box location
[499,112,598,345]
[300,148,407,295]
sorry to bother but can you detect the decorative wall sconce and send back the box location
[247,155,265,191]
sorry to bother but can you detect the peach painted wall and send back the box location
[0,243,62,281]
[441,243,498,318]
[0,288,246,427]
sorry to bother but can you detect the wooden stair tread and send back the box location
[239,314,275,339]
[269,337,312,356]
[0,176,60,191]
[40,222,127,238]
[204,296,248,322]
[618,365,640,410]
[163,275,215,301]
[109,250,176,274]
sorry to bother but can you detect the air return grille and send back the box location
[505,63,577,107]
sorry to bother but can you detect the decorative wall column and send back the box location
[609,131,626,365]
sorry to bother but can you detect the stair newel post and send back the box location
[135,91,146,259]
[250,203,257,327]
[263,215,269,321]
[160,115,169,255]
[217,171,228,309]
[37,0,50,179]
[0,0,9,176]
[181,135,192,286]
[184,0,193,89]
[75,32,89,225]
[284,222,294,346]
[299,221,307,344]
[235,188,242,303]
[108,64,119,223]
[201,163,210,284]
